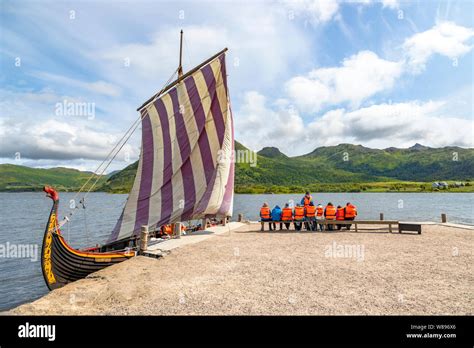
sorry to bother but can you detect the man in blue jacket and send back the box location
[271,205,283,231]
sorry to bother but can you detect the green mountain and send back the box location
[0,164,105,192]
[257,146,288,159]
[99,161,138,194]
[99,141,474,193]
[1,142,472,193]
[299,143,474,181]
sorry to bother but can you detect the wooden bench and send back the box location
[260,219,400,233]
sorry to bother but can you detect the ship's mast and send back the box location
[178,29,184,80]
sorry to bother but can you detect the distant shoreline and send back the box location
[1,187,473,194]
[1,179,473,194]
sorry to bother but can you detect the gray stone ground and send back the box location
[12,223,473,315]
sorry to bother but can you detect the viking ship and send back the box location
[41,32,234,290]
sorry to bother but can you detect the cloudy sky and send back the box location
[0,0,473,172]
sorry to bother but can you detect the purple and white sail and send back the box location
[109,52,234,242]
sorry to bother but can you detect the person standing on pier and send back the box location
[300,191,314,207]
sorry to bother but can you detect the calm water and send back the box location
[0,192,472,311]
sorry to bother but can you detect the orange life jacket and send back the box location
[163,224,173,235]
[325,205,336,220]
[345,204,357,218]
[305,205,316,217]
[316,206,324,217]
[303,195,313,207]
[336,207,345,221]
[281,207,293,221]
[294,206,305,220]
[260,206,271,219]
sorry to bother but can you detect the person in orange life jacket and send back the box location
[260,202,271,231]
[305,202,317,231]
[316,204,325,231]
[324,202,337,231]
[281,203,293,230]
[336,205,345,230]
[159,224,172,238]
[300,191,314,207]
[293,204,305,231]
[270,205,283,231]
[344,202,357,230]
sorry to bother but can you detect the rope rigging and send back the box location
[58,68,180,231]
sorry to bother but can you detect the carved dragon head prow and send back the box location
[43,186,59,201]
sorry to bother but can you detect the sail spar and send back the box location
[108,51,234,243]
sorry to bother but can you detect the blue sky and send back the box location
[0,0,473,171]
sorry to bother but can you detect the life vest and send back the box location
[336,208,345,221]
[260,206,271,219]
[325,205,336,220]
[345,204,357,218]
[163,224,173,235]
[305,205,316,217]
[316,206,324,217]
[303,195,313,206]
[294,206,305,220]
[281,207,293,221]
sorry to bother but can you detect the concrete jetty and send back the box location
[142,222,245,257]
[11,222,473,315]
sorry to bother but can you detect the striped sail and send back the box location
[108,52,234,242]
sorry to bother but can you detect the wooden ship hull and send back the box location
[41,187,135,290]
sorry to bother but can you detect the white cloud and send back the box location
[403,21,474,72]
[99,17,311,97]
[32,72,122,97]
[0,89,139,170]
[235,91,305,154]
[284,22,474,113]
[285,51,403,112]
[282,0,339,24]
[100,26,227,82]
[381,0,399,9]
[236,96,473,155]
[0,117,137,162]
[282,0,399,26]
[308,100,473,149]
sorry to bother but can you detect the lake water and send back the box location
[0,192,472,311]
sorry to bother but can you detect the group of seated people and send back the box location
[259,191,357,232]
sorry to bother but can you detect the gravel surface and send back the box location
[11,223,473,315]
